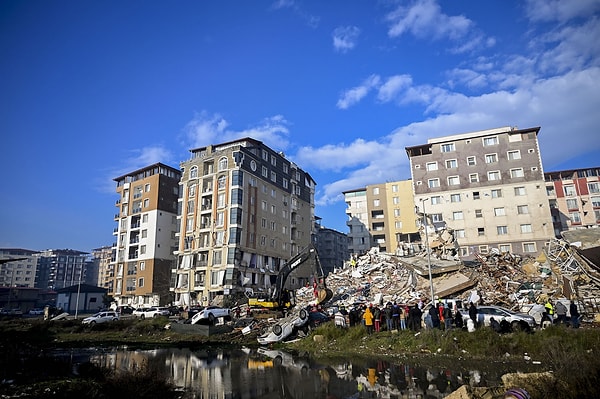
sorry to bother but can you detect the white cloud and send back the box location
[181,111,291,152]
[386,0,472,40]
[336,74,381,109]
[332,26,360,53]
[377,74,412,102]
[524,0,600,24]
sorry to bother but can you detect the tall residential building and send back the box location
[344,180,419,256]
[173,138,316,307]
[406,126,554,259]
[111,163,181,307]
[92,246,113,290]
[545,167,600,235]
[35,249,89,290]
[0,248,38,288]
[314,220,350,275]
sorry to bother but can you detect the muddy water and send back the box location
[15,346,538,398]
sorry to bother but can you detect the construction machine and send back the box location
[246,244,333,311]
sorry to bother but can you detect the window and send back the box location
[479,245,489,254]
[426,162,438,171]
[215,211,224,227]
[448,176,460,185]
[473,191,480,200]
[455,229,465,238]
[144,183,150,192]
[392,185,398,192]
[498,244,511,253]
[261,166,268,178]
[138,278,144,288]
[218,157,228,171]
[142,214,148,223]
[467,156,476,166]
[475,209,483,218]
[428,178,440,188]
[494,207,505,216]
[217,175,226,190]
[372,187,380,195]
[483,136,498,146]
[140,245,146,254]
[514,187,526,196]
[564,185,576,196]
[431,213,443,222]
[190,166,198,179]
[261,218,266,228]
[441,143,455,152]
[485,153,498,163]
[523,242,536,253]
[510,168,524,178]
[188,184,196,197]
[271,189,276,198]
[270,155,277,166]
[143,198,149,208]
[450,194,461,203]
[394,209,400,217]
[566,198,578,209]
[395,221,403,229]
[546,185,555,196]
[261,201,267,211]
[373,199,380,207]
[431,196,442,205]
[445,159,458,169]
[469,173,479,183]
[141,229,147,239]
[262,150,269,161]
[520,224,532,233]
[453,211,464,220]
[517,205,529,214]
[270,221,276,231]
[507,150,521,160]
[271,171,277,182]
[393,197,399,205]
[589,182,600,193]
[271,204,276,214]
[491,189,502,198]
[186,216,194,232]
[591,196,600,207]
[477,227,485,236]
[570,212,582,223]
[282,178,288,189]
[487,171,501,181]
[497,226,508,235]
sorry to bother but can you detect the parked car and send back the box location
[190,306,231,325]
[28,308,44,315]
[115,305,135,314]
[82,311,120,324]
[133,307,169,319]
[460,305,536,331]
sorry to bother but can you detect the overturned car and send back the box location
[257,308,330,345]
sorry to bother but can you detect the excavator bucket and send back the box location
[316,288,334,304]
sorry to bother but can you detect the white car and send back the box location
[133,307,169,319]
[190,306,231,325]
[257,308,309,345]
[82,311,120,324]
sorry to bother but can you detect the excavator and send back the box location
[246,244,333,312]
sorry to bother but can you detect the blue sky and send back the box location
[1,0,599,253]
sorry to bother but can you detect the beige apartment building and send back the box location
[406,126,554,259]
[545,167,600,235]
[110,163,181,307]
[344,180,419,256]
[173,138,316,307]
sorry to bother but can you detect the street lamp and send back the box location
[419,198,436,305]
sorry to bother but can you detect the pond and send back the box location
[7,346,532,398]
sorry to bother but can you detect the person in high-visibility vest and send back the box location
[544,299,555,323]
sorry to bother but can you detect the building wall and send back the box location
[35,249,88,290]
[344,188,370,256]
[111,163,180,307]
[406,126,554,258]
[545,167,600,234]
[0,249,38,288]
[173,138,316,307]
[314,225,350,275]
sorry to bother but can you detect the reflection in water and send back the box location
[41,347,506,398]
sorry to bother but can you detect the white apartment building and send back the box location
[406,126,554,259]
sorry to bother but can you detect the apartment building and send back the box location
[545,167,600,235]
[173,138,316,307]
[406,126,554,259]
[0,248,38,288]
[314,221,350,275]
[92,245,113,291]
[111,163,181,307]
[35,249,90,290]
[344,180,419,256]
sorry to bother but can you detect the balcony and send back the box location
[131,222,141,229]
[133,193,142,199]
[114,214,120,220]
[132,208,142,214]
[129,237,139,244]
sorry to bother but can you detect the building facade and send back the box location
[92,246,113,292]
[111,163,181,307]
[173,138,316,307]
[406,126,554,259]
[0,248,38,288]
[344,180,419,256]
[314,221,350,275]
[35,249,89,290]
[545,167,600,235]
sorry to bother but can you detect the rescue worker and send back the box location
[544,299,555,324]
[363,304,374,334]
